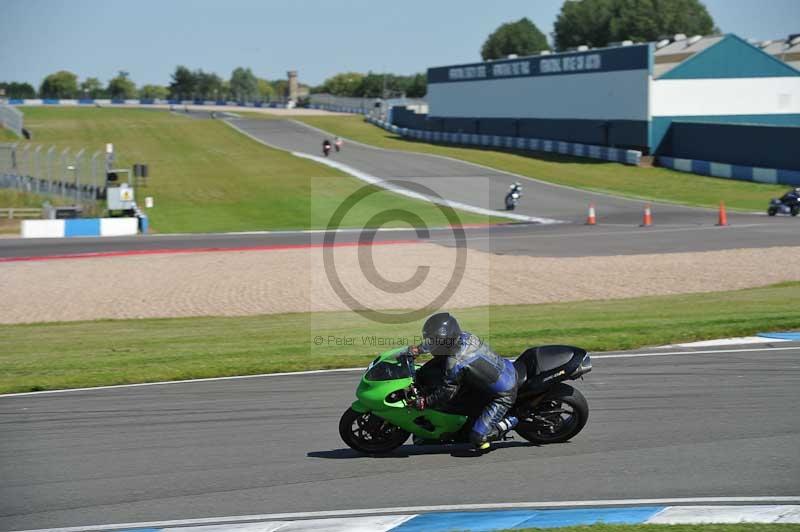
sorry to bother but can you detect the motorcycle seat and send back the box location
[514,345,586,380]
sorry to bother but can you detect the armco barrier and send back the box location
[366,116,642,166]
[21,217,139,238]
[658,156,800,186]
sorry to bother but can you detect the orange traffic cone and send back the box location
[717,201,728,226]
[586,203,597,225]
[641,204,653,227]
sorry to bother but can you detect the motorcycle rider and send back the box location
[780,187,800,207]
[408,312,520,452]
[322,139,332,156]
[334,136,343,152]
[505,182,522,210]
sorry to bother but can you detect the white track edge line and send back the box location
[223,118,558,224]
[290,150,559,224]
[289,119,722,213]
[1,345,796,398]
[10,497,800,532]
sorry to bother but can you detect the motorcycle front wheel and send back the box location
[339,408,409,454]
[768,207,777,216]
[515,383,589,444]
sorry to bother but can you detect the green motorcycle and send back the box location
[339,345,592,454]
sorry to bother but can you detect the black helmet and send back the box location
[422,312,462,356]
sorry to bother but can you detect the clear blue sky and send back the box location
[1,0,798,88]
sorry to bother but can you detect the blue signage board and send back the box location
[428,44,651,84]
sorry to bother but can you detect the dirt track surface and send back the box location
[2,244,799,324]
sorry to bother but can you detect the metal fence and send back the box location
[0,142,107,203]
[0,104,23,137]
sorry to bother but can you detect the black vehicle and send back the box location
[505,183,522,211]
[322,139,332,157]
[768,188,800,216]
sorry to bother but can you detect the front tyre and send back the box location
[339,408,409,454]
[515,383,589,444]
[767,207,777,216]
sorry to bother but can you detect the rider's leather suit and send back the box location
[420,332,521,444]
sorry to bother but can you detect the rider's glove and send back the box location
[411,394,426,411]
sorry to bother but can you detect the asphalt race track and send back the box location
[1,116,799,259]
[1,343,799,531]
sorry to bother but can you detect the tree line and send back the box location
[2,66,296,101]
[480,0,716,60]
[312,72,427,99]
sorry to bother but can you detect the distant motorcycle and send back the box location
[505,183,522,211]
[768,188,800,216]
[322,140,332,157]
[768,198,799,216]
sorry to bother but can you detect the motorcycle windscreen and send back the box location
[365,361,413,381]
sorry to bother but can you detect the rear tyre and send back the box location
[515,383,589,444]
[339,408,409,454]
[792,206,799,217]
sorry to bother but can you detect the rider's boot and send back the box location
[496,415,518,438]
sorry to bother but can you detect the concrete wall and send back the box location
[21,218,139,238]
[661,121,800,170]
[392,107,647,149]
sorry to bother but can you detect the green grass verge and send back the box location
[5,108,492,232]
[505,525,800,532]
[2,281,798,394]
[292,115,785,212]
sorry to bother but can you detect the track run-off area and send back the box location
[1,343,799,531]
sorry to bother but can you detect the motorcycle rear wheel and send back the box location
[515,383,589,444]
[339,408,409,454]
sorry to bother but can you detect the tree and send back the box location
[611,0,716,43]
[554,0,716,51]
[481,17,550,61]
[140,84,169,99]
[257,78,275,102]
[229,67,258,102]
[401,73,426,98]
[271,79,288,100]
[0,81,36,99]
[79,77,104,99]
[320,72,364,97]
[194,70,224,100]
[169,65,197,100]
[39,70,78,99]
[107,71,137,99]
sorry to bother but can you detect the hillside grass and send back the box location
[4,108,492,232]
[292,115,785,212]
[2,281,798,394]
